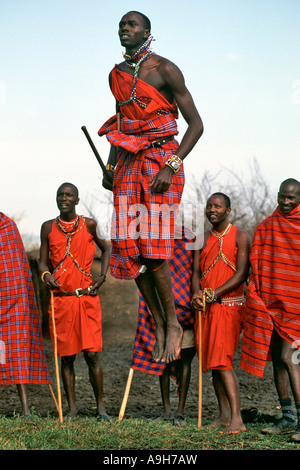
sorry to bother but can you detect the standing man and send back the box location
[241,178,300,443]
[39,183,110,420]
[191,193,251,434]
[99,11,203,364]
[0,212,51,416]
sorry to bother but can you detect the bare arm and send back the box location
[85,218,111,295]
[38,220,61,290]
[150,60,203,193]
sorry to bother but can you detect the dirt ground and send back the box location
[0,257,281,423]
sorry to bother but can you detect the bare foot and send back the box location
[205,417,230,428]
[219,423,247,434]
[162,323,183,363]
[152,325,165,362]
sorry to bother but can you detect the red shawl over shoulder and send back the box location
[240,205,300,377]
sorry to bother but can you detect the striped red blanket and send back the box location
[0,213,51,385]
[240,204,300,377]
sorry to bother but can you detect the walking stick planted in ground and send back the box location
[81,126,111,181]
[198,310,202,429]
[50,291,63,423]
[118,367,134,421]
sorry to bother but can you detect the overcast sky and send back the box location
[1,0,299,244]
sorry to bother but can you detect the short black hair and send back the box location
[279,178,300,195]
[126,11,151,31]
[57,182,79,198]
[209,192,231,208]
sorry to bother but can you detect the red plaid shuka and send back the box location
[130,228,195,375]
[98,66,185,280]
[240,205,300,377]
[0,213,51,384]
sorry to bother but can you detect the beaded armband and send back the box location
[164,155,183,173]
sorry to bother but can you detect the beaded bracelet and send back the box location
[41,271,51,283]
[98,273,107,282]
[105,164,115,172]
[164,154,182,173]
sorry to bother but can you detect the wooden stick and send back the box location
[50,291,63,423]
[81,125,111,180]
[198,310,202,429]
[49,384,60,414]
[118,367,134,421]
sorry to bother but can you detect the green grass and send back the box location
[0,414,299,451]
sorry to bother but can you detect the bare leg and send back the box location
[272,331,300,402]
[61,354,77,418]
[16,384,30,417]
[84,351,109,420]
[218,370,246,433]
[176,348,195,416]
[206,370,231,427]
[159,367,172,418]
[135,259,183,363]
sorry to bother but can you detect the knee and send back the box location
[84,351,99,367]
[62,354,76,365]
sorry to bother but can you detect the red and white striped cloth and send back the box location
[240,204,300,377]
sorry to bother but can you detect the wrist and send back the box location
[164,154,183,173]
[98,273,107,282]
[41,271,51,283]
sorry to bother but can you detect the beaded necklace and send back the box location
[53,215,92,279]
[119,35,155,109]
[200,223,237,280]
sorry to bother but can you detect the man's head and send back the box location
[277,178,300,214]
[206,193,231,228]
[56,183,79,216]
[119,11,151,52]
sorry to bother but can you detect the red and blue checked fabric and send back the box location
[130,229,195,375]
[98,113,178,154]
[240,205,300,377]
[98,68,184,280]
[0,213,51,384]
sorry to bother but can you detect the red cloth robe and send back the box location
[98,66,185,280]
[0,213,51,384]
[48,216,103,357]
[194,224,245,372]
[240,205,300,377]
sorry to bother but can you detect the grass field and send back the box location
[0,414,298,452]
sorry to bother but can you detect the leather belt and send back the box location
[53,287,91,298]
[149,136,174,148]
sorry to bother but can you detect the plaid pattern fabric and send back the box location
[0,213,51,384]
[98,113,178,153]
[99,67,184,280]
[131,229,195,375]
[240,205,300,377]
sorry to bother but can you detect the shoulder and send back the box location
[84,217,97,232]
[154,54,183,75]
[40,219,54,239]
[235,226,251,245]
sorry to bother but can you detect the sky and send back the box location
[1,0,299,245]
